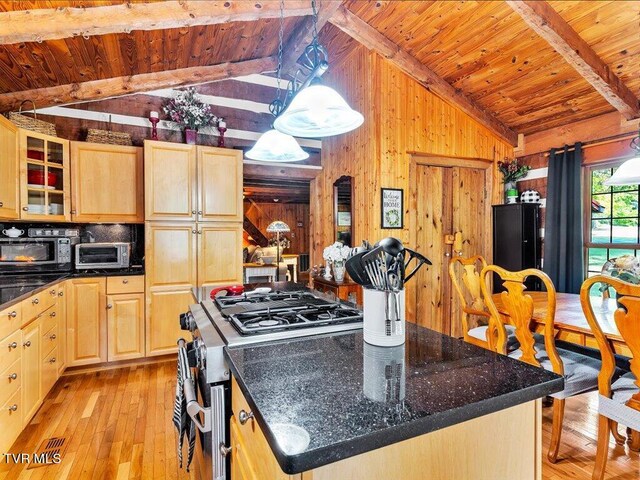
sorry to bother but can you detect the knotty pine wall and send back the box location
[244,201,310,255]
[310,46,513,264]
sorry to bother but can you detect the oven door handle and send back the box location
[184,379,212,433]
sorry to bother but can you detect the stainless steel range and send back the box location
[178,286,363,480]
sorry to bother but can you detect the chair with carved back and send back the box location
[581,275,640,480]
[480,265,602,463]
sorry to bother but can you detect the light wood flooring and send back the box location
[0,360,638,479]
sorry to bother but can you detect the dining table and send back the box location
[492,291,631,358]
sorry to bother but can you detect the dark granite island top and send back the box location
[224,323,564,475]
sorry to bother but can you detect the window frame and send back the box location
[584,159,640,278]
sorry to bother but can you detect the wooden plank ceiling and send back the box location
[0,0,638,140]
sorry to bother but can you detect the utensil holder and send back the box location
[363,288,405,347]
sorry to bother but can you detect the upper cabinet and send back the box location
[144,140,243,222]
[70,142,144,223]
[144,140,197,221]
[0,116,19,219]
[19,129,70,221]
[198,146,243,222]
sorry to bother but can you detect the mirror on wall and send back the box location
[334,175,353,247]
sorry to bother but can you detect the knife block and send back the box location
[363,288,406,347]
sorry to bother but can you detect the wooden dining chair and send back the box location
[581,275,640,480]
[480,265,602,463]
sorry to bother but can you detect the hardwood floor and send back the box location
[0,360,637,479]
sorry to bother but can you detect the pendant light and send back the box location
[273,0,364,138]
[246,0,308,162]
[603,128,640,186]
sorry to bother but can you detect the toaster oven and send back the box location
[75,242,130,269]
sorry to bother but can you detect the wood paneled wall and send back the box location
[310,46,514,264]
[244,201,309,254]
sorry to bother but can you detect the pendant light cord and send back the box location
[311,0,319,67]
[270,0,286,117]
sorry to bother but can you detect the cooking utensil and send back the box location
[403,248,432,283]
[379,237,404,257]
[345,251,371,287]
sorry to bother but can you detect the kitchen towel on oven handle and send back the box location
[174,339,197,471]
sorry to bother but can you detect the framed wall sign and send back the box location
[337,211,352,226]
[381,188,403,229]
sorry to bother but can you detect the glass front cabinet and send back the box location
[19,129,70,221]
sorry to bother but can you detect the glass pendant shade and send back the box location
[266,220,290,233]
[273,84,364,138]
[603,157,640,186]
[245,129,309,162]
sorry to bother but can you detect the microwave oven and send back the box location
[0,237,72,273]
[75,242,130,270]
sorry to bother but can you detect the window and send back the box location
[586,164,640,276]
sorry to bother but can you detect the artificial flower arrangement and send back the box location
[498,158,531,184]
[162,87,218,132]
[323,242,350,264]
[601,255,640,284]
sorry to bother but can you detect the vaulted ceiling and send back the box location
[0,0,638,142]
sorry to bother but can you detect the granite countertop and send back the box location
[0,266,145,310]
[224,324,564,474]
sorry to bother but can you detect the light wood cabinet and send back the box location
[107,293,145,361]
[197,146,243,222]
[0,331,22,406]
[146,288,194,356]
[18,129,70,221]
[70,142,144,223]
[0,115,19,219]
[66,278,107,366]
[0,388,22,455]
[198,223,243,287]
[56,282,67,375]
[146,223,198,288]
[21,318,41,425]
[144,140,197,221]
[0,302,22,344]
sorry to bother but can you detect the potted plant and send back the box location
[163,87,218,144]
[498,158,530,203]
[323,242,351,282]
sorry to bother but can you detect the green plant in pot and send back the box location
[600,255,640,307]
[498,158,530,203]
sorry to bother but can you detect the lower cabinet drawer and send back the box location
[0,388,22,455]
[0,304,22,345]
[107,275,144,294]
[41,348,59,396]
[0,357,21,408]
[22,288,57,324]
[0,330,22,373]
[41,322,58,360]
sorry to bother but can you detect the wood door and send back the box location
[197,146,243,222]
[66,277,107,366]
[71,142,143,223]
[107,293,145,361]
[146,288,194,356]
[145,223,197,288]
[197,223,243,287]
[0,115,19,219]
[414,165,490,337]
[144,140,196,221]
[21,319,41,425]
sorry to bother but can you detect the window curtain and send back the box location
[543,143,584,293]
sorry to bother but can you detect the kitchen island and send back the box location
[224,322,563,479]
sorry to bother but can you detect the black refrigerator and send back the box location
[492,203,541,292]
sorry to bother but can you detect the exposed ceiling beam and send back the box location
[506,0,640,120]
[281,1,344,75]
[0,57,277,113]
[0,1,313,45]
[329,6,518,146]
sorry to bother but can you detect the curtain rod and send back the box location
[542,132,637,157]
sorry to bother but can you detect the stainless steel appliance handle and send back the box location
[178,339,212,434]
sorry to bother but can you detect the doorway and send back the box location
[410,156,493,338]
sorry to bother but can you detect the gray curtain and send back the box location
[543,143,584,293]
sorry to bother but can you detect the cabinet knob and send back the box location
[8,341,17,349]
[50,334,57,340]
[23,341,31,347]
[192,229,197,234]
[50,311,56,317]
[32,298,39,305]
[197,230,202,234]
[107,304,113,309]
[191,210,196,214]
[49,357,56,363]
[59,291,64,297]
[238,409,254,425]
[444,252,451,257]
[8,404,18,412]
[22,207,28,211]
[0,201,3,207]
[8,311,17,318]
[198,210,203,215]
[8,373,17,380]
[71,209,77,214]
[219,443,232,457]
[122,279,129,284]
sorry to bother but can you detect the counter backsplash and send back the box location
[0,221,145,267]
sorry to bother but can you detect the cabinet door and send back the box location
[197,146,243,222]
[66,278,107,366]
[144,140,196,221]
[146,288,194,356]
[107,293,145,361]
[56,282,67,374]
[146,223,197,288]
[198,223,243,287]
[0,115,19,219]
[71,142,144,223]
[21,319,41,425]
